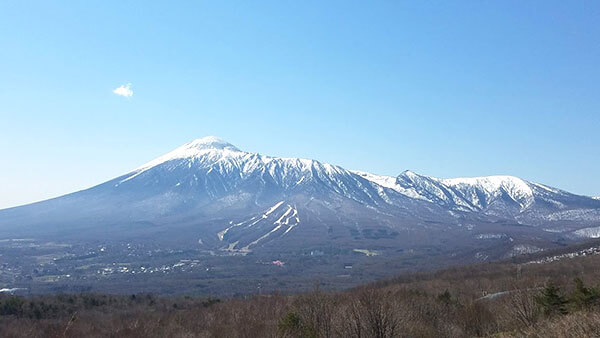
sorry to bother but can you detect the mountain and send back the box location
[1,136,599,261]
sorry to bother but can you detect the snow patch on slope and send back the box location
[476,233,508,240]
[573,226,600,239]
[216,201,301,252]
[217,202,286,241]
[506,244,542,257]
[240,204,300,251]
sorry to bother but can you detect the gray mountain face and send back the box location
[1,136,599,259]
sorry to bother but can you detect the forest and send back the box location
[2,242,600,337]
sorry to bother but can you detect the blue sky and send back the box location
[1,1,599,208]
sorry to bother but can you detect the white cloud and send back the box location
[113,83,133,98]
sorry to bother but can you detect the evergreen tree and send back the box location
[535,283,568,316]
[570,277,600,310]
[437,289,453,305]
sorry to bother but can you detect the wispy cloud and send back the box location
[113,83,133,98]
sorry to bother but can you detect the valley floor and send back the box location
[2,241,600,337]
[0,236,513,297]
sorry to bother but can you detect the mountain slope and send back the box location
[1,137,599,260]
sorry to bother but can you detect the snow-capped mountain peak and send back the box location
[117,137,379,205]
[2,137,600,262]
[400,170,419,177]
[111,137,599,218]
[127,137,244,176]
[184,136,241,152]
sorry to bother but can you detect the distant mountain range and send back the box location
[1,136,599,260]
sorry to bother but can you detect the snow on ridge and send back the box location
[530,182,561,194]
[114,137,585,215]
[435,175,534,208]
[116,137,383,207]
[374,171,538,210]
[121,137,352,183]
[350,170,429,201]
[336,170,542,210]
[438,175,531,195]
[121,137,536,197]
[350,170,397,190]
[400,170,420,178]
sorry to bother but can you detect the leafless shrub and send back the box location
[291,288,336,338]
[350,288,400,338]
[459,301,497,337]
[506,288,540,328]
[523,311,600,338]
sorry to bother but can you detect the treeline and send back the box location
[0,293,220,320]
[2,253,600,337]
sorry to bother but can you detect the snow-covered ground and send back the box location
[573,226,600,238]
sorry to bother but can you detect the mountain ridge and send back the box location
[115,137,595,204]
[1,136,599,261]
